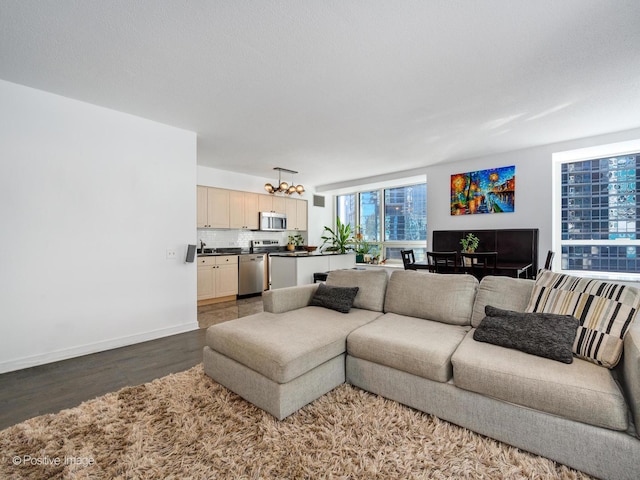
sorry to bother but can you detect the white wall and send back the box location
[426,127,640,268]
[0,80,198,373]
[315,128,640,270]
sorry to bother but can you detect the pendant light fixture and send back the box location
[264,167,304,195]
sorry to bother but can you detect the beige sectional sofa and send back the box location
[203,269,640,480]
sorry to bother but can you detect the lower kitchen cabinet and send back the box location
[197,255,238,303]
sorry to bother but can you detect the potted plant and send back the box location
[460,233,479,266]
[320,217,354,254]
[460,233,479,253]
[287,234,304,251]
[355,240,373,263]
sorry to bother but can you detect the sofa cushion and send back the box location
[384,270,478,326]
[471,276,535,327]
[526,269,640,368]
[474,306,578,363]
[623,321,640,438]
[347,313,470,383]
[452,330,629,431]
[326,269,388,312]
[310,283,359,313]
[206,307,382,384]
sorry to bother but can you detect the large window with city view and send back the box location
[559,151,640,277]
[336,183,427,263]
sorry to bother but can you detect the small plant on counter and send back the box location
[287,234,304,251]
[288,234,304,246]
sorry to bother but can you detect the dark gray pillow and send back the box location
[310,284,359,313]
[473,305,579,363]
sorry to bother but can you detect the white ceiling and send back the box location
[2,0,640,189]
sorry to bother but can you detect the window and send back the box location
[336,193,356,229]
[557,149,640,277]
[336,182,427,263]
[359,191,380,242]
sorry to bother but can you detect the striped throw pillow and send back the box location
[526,270,640,368]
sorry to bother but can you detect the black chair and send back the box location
[426,251,458,273]
[400,250,416,270]
[460,251,498,280]
[313,272,329,283]
[544,250,555,270]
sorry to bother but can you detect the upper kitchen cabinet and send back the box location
[229,191,259,230]
[197,186,230,228]
[258,195,286,215]
[286,198,308,231]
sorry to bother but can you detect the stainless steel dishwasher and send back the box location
[238,254,266,296]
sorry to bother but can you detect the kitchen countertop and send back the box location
[269,252,354,257]
[197,249,251,257]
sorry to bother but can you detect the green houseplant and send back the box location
[354,241,372,263]
[460,233,479,253]
[320,217,354,254]
[287,234,304,251]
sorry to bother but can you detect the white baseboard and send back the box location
[0,322,199,374]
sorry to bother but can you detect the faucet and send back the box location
[199,240,206,253]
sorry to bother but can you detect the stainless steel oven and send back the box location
[259,212,287,231]
[251,240,286,290]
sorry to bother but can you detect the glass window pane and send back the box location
[359,191,380,241]
[385,246,426,263]
[336,194,356,231]
[560,153,639,273]
[384,184,427,241]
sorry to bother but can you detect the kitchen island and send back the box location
[270,252,356,289]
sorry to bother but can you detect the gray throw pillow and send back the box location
[473,305,579,363]
[310,284,359,313]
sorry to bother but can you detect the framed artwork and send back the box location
[450,165,515,215]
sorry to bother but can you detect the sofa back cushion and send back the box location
[326,269,388,312]
[384,270,478,326]
[471,276,535,327]
[526,269,640,368]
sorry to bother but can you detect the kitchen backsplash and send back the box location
[197,229,306,250]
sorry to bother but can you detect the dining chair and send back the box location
[460,251,498,280]
[544,250,555,270]
[426,251,458,273]
[400,249,417,270]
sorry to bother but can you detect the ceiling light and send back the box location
[265,167,304,196]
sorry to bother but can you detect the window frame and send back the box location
[553,139,640,282]
[335,181,427,264]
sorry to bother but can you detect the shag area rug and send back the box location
[1,365,592,479]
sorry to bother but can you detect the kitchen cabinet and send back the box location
[285,198,308,231]
[197,255,238,302]
[230,191,259,230]
[258,195,286,214]
[197,186,230,228]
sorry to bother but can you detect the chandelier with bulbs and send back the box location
[264,167,305,195]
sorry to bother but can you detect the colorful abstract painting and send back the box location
[451,165,515,215]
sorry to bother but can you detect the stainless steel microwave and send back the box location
[259,212,287,231]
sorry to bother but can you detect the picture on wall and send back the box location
[450,165,515,215]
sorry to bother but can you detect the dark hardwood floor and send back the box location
[0,296,263,430]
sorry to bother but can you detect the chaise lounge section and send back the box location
[204,268,640,480]
[203,269,388,420]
